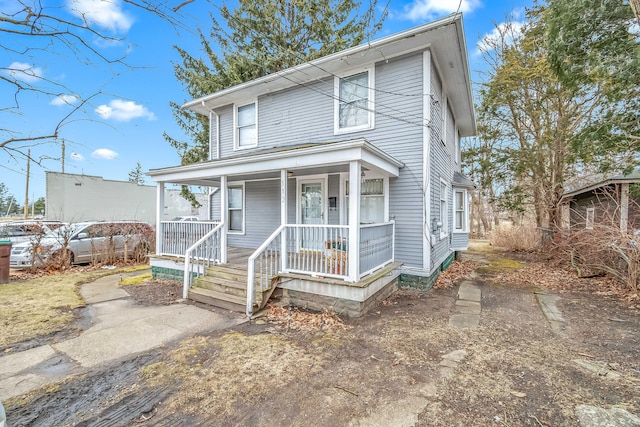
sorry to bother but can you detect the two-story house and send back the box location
[148,13,476,317]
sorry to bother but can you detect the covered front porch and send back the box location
[148,139,403,316]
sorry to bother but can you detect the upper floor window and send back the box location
[234,102,257,150]
[335,69,374,134]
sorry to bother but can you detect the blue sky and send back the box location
[0,0,532,205]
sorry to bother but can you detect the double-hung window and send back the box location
[335,69,374,133]
[440,180,448,237]
[228,185,244,233]
[235,102,257,149]
[454,189,467,232]
[345,178,385,224]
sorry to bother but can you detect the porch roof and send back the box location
[147,138,403,186]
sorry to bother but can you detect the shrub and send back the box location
[489,223,541,252]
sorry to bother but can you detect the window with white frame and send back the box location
[454,189,467,231]
[345,178,385,223]
[585,207,594,230]
[234,102,257,149]
[440,180,448,236]
[335,69,374,133]
[228,185,244,233]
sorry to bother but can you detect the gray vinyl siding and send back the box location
[228,180,280,249]
[451,233,469,250]
[206,51,453,269]
[429,60,456,271]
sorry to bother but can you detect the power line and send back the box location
[197,1,455,128]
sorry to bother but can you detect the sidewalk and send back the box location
[0,271,245,400]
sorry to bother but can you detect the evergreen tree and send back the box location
[166,0,385,166]
[546,0,640,172]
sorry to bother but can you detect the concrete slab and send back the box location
[53,304,245,368]
[449,313,480,329]
[80,270,148,304]
[457,284,481,302]
[536,294,565,322]
[0,345,56,378]
[457,304,481,315]
[576,405,640,427]
[455,300,481,308]
[0,373,50,400]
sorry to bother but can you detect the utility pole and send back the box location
[61,138,65,173]
[24,149,30,219]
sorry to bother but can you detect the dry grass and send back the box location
[118,272,152,286]
[490,223,541,252]
[0,265,149,347]
[140,332,325,418]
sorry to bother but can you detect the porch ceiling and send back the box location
[147,139,403,186]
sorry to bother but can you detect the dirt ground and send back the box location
[5,242,640,426]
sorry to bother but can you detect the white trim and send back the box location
[348,161,361,281]
[439,177,448,240]
[220,176,228,263]
[296,175,328,226]
[227,182,246,235]
[423,50,432,270]
[441,94,447,145]
[155,182,164,254]
[334,67,375,135]
[453,188,468,233]
[149,139,402,183]
[233,100,258,151]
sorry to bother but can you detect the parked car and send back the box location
[10,220,154,268]
[0,220,65,245]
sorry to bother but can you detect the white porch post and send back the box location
[348,161,361,281]
[155,182,164,255]
[220,175,228,264]
[280,169,288,271]
[621,183,630,232]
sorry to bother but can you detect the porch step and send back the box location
[205,265,248,282]
[188,287,246,312]
[194,275,248,298]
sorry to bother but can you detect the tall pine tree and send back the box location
[165,0,385,167]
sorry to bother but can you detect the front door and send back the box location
[299,180,325,250]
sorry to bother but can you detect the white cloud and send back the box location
[67,0,134,33]
[475,20,524,56]
[4,61,43,83]
[91,148,119,160]
[402,0,482,22]
[70,152,84,161]
[51,94,80,106]
[95,99,156,122]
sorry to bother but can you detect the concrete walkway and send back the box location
[449,278,482,329]
[0,272,245,400]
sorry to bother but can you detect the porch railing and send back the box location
[359,221,395,277]
[246,223,399,316]
[183,222,224,299]
[159,220,220,257]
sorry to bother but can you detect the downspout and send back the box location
[202,100,219,161]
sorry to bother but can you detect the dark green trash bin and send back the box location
[0,240,11,284]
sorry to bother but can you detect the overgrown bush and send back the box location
[556,200,639,293]
[489,223,541,252]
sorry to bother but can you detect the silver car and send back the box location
[0,220,65,245]
[10,221,153,268]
